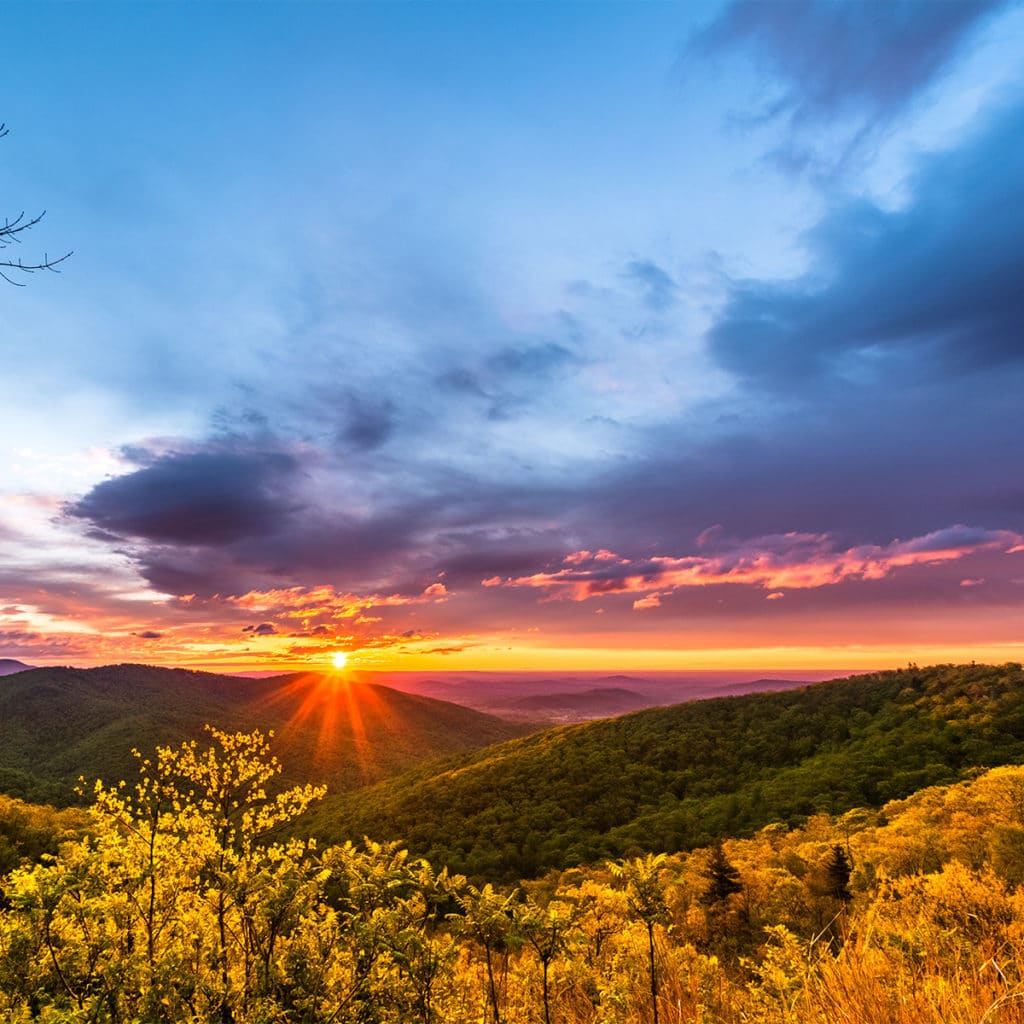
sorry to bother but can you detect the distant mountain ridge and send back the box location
[374,670,819,722]
[486,687,657,723]
[0,659,33,676]
[0,664,531,804]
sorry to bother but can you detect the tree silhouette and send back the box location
[1,124,72,285]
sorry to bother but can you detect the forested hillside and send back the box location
[322,662,1024,879]
[3,723,1024,1024]
[0,664,530,803]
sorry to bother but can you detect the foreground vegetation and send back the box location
[324,661,1024,878]
[3,716,1024,1023]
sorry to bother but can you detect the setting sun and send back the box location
[332,651,348,670]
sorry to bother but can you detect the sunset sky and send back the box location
[2,1,1023,674]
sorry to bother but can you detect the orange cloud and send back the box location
[509,526,1024,602]
[227,582,447,620]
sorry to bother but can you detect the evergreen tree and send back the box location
[824,844,853,903]
[703,843,743,906]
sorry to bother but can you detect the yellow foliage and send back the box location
[3,735,1024,1023]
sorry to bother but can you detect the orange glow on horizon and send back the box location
[106,638,1024,676]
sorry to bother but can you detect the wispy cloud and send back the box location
[689,0,1003,175]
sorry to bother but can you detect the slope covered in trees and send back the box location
[322,662,1024,879]
[3,724,1024,1024]
[0,664,530,803]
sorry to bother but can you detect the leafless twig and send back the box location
[0,122,73,285]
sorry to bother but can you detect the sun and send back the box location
[331,651,348,670]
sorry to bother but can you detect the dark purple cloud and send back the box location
[69,448,304,545]
[63,431,578,600]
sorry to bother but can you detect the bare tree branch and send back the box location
[1,122,73,285]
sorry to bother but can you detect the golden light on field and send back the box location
[332,651,348,670]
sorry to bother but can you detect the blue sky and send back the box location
[2,0,1023,672]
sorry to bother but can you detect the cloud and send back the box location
[49,104,1024,631]
[227,582,450,620]
[338,394,396,451]
[490,342,579,378]
[242,622,278,636]
[508,526,1024,602]
[707,102,1024,388]
[622,260,678,312]
[62,428,580,603]
[69,446,304,545]
[692,0,1000,124]
[437,341,582,420]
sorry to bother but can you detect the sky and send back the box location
[1,0,1023,675]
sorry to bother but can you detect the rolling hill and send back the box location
[319,662,1024,880]
[0,664,531,804]
[0,659,33,676]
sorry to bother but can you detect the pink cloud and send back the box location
[564,549,622,566]
[508,526,1024,602]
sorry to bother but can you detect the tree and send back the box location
[453,883,519,1024]
[1,123,72,285]
[609,853,669,1024]
[0,727,325,1023]
[519,894,577,1024]
[823,844,853,903]
[703,843,743,906]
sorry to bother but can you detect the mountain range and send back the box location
[0,664,529,803]
[3,661,1024,885]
